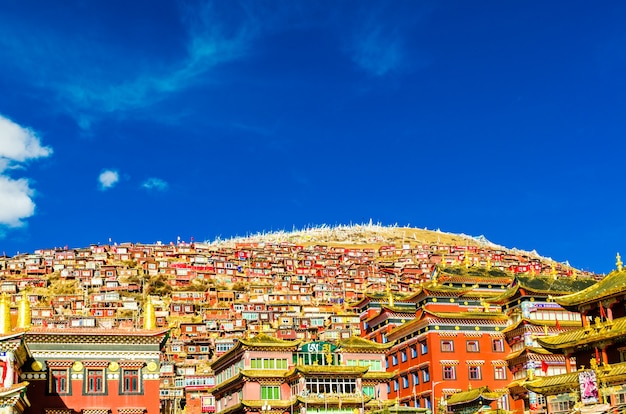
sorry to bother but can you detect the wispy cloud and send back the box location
[98,169,119,190]
[344,3,433,77]
[0,115,53,227]
[350,28,405,77]
[141,177,169,192]
[0,2,258,131]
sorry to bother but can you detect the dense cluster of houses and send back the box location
[0,233,607,414]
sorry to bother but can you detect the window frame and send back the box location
[492,338,505,352]
[466,340,480,353]
[49,368,71,395]
[441,340,454,352]
[469,365,482,380]
[443,365,456,380]
[85,368,106,394]
[120,368,142,395]
[494,366,507,380]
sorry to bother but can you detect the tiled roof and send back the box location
[556,269,623,308]
[537,315,626,350]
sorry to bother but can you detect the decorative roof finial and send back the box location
[16,291,31,330]
[463,251,471,268]
[0,293,11,335]
[386,280,394,308]
[143,296,156,330]
[617,253,623,272]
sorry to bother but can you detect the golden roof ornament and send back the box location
[550,263,557,279]
[463,251,471,268]
[0,293,11,335]
[616,253,623,272]
[143,295,156,330]
[16,291,31,329]
[386,281,394,308]
[486,256,492,270]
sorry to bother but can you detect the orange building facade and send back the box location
[22,327,168,414]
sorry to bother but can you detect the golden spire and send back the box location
[617,253,623,272]
[485,256,492,270]
[463,251,471,268]
[0,293,11,335]
[16,291,31,330]
[143,296,156,330]
[386,281,394,308]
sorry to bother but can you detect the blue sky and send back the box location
[0,1,624,274]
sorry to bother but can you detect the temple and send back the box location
[209,333,393,414]
[526,255,626,414]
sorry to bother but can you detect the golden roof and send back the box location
[505,346,553,361]
[556,269,622,309]
[338,335,395,351]
[362,371,395,380]
[524,371,582,395]
[238,332,301,348]
[525,361,626,395]
[446,386,503,406]
[537,315,626,350]
[501,317,578,334]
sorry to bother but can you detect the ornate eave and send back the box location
[0,381,30,413]
[502,317,578,334]
[556,270,621,309]
[425,309,509,322]
[293,365,369,376]
[362,371,395,380]
[505,347,553,361]
[337,335,395,351]
[526,361,626,395]
[524,371,581,395]
[537,315,626,351]
[446,386,503,406]
[24,327,168,345]
[238,333,301,350]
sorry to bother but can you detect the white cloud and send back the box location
[0,115,52,228]
[98,169,119,190]
[0,115,52,167]
[0,176,35,227]
[141,177,169,192]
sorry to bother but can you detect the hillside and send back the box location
[211,222,554,266]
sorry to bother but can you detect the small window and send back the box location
[121,368,141,394]
[467,340,480,352]
[86,368,105,394]
[410,346,417,358]
[421,367,430,383]
[441,340,454,352]
[261,386,280,400]
[494,366,507,380]
[443,365,456,380]
[401,350,407,362]
[50,368,70,394]
[469,366,481,380]
[402,376,409,388]
[392,355,398,366]
[492,338,504,352]
[420,341,428,355]
[412,372,419,386]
